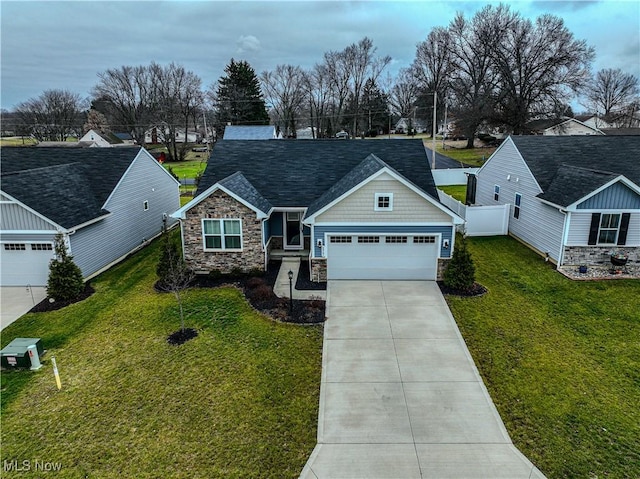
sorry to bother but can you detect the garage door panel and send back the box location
[327,235,438,280]
[1,244,53,286]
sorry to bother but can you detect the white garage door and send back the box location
[0,243,54,286]
[327,234,439,280]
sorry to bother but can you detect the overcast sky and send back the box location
[1,0,639,111]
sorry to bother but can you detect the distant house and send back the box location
[113,132,135,145]
[0,147,180,286]
[395,118,427,134]
[574,115,612,130]
[525,117,604,136]
[222,125,282,140]
[171,140,463,281]
[471,136,639,268]
[601,128,640,136]
[79,129,124,148]
[145,127,199,144]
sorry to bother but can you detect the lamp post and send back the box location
[287,270,294,313]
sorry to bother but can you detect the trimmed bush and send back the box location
[47,233,84,302]
[443,237,476,292]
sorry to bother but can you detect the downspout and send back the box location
[559,210,570,266]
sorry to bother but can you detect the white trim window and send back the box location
[143,200,149,211]
[203,219,242,251]
[598,213,620,244]
[514,193,522,219]
[375,193,393,211]
[494,185,500,202]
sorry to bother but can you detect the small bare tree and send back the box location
[157,232,194,332]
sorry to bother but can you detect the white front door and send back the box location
[284,212,303,249]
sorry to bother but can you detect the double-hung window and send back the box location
[598,213,620,244]
[203,219,242,251]
[494,185,500,201]
[514,193,522,219]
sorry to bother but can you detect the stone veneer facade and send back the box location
[182,190,264,274]
[563,246,639,266]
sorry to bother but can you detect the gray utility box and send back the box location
[1,338,43,369]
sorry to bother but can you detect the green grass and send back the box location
[165,159,207,180]
[1,236,323,478]
[435,144,495,166]
[445,236,640,478]
[438,185,467,202]
[0,137,38,147]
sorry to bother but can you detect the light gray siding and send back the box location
[0,201,57,231]
[567,211,640,246]
[70,150,180,277]
[577,182,640,209]
[476,138,565,261]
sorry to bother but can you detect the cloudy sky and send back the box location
[1,0,639,110]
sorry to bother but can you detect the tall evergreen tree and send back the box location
[47,233,84,302]
[213,59,269,126]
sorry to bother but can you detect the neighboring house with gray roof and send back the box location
[79,129,124,147]
[172,140,463,281]
[525,117,604,136]
[0,147,180,286]
[471,136,640,268]
[222,125,282,140]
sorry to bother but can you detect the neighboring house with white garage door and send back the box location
[0,147,180,286]
[171,140,463,281]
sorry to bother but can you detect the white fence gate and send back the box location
[438,191,510,237]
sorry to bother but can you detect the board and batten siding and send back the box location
[70,150,180,278]
[313,225,454,259]
[476,138,566,261]
[0,201,58,231]
[577,182,640,210]
[567,211,640,246]
[315,173,452,223]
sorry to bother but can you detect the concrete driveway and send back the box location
[300,281,545,479]
[0,286,47,331]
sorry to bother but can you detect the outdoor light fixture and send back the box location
[287,270,294,313]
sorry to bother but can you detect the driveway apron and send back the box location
[300,280,545,479]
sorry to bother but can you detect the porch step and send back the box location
[270,249,310,259]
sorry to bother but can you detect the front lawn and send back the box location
[1,238,323,478]
[445,236,640,478]
[436,144,495,166]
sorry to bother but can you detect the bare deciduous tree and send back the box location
[15,89,84,141]
[261,65,306,137]
[484,5,594,134]
[585,68,639,120]
[83,109,110,135]
[93,65,157,145]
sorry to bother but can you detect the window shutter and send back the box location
[588,213,601,245]
[617,213,631,245]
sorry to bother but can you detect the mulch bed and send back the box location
[295,260,327,291]
[168,261,325,325]
[437,281,487,297]
[167,328,198,345]
[29,283,95,313]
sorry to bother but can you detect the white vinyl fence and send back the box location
[439,191,510,237]
[432,168,479,186]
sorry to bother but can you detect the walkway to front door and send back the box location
[300,280,545,479]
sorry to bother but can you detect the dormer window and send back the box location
[375,193,393,211]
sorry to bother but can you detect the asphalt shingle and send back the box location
[197,140,438,208]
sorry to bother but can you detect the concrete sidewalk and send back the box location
[300,280,545,479]
[273,258,326,301]
[1,286,47,331]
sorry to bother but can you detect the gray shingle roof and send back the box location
[197,140,438,209]
[306,154,388,218]
[217,172,272,215]
[1,147,142,228]
[509,136,640,206]
[222,125,277,140]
